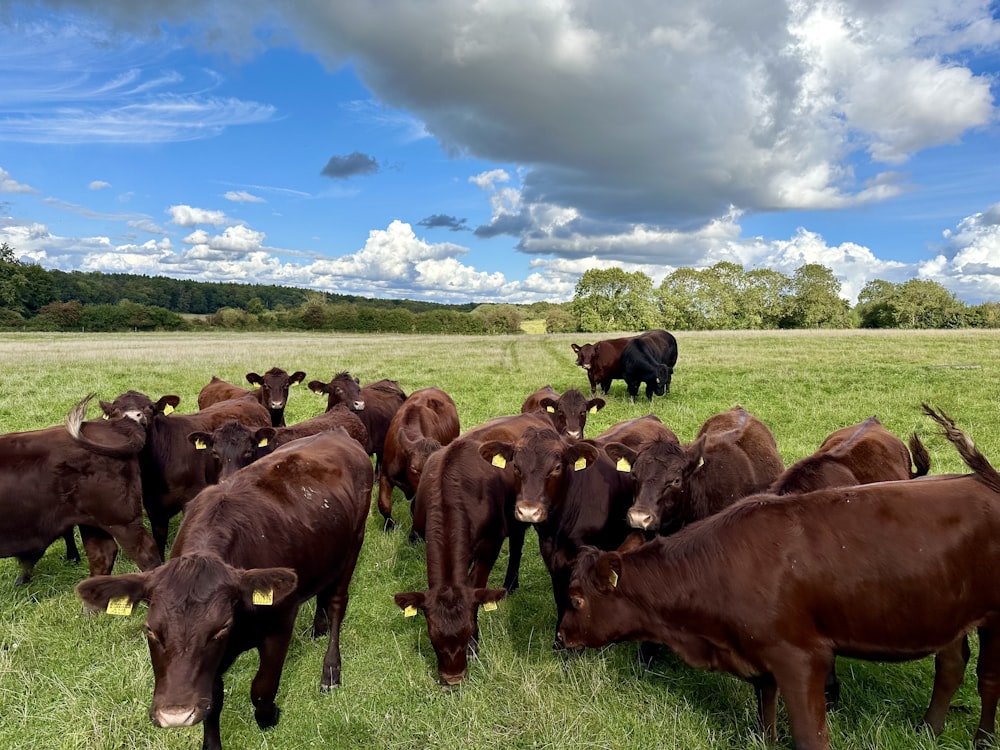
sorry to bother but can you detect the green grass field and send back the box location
[1,329,999,750]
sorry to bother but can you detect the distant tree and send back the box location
[573,267,657,332]
[782,264,851,328]
[969,302,1000,328]
[855,279,898,328]
[742,268,790,329]
[37,300,83,330]
[544,306,577,333]
[890,279,967,328]
[473,304,523,334]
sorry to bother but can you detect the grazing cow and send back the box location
[197,367,307,427]
[395,412,550,684]
[570,336,634,397]
[605,406,784,534]
[76,428,372,750]
[520,385,605,440]
[1,395,161,585]
[188,405,369,482]
[308,372,406,475]
[559,405,1000,750]
[376,387,460,531]
[619,329,678,402]
[770,416,930,495]
[100,391,271,557]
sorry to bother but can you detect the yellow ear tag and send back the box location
[546,405,555,413]
[482,601,498,612]
[194,438,207,450]
[491,454,506,469]
[102,413,110,420]
[257,438,269,448]
[106,596,133,616]
[589,405,598,414]
[616,457,631,472]
[163,404,174,415]
[252,589,274,606]
[404,605,418,618]
[609,570,619,588]
[574,456,587,471]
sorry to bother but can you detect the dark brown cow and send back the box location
[376,387,460,531]
[520,385,605,440]
[570,336,634,397]
[1,395,161,584]
[100,391,271,557]
[197,367,306,427]
[559,405,1000,750]
[76,428,372,750]
[605,406,784,534]
[770,416,931,495]
[308,372,406,474]
[395,412,549,684]
[188,405,369,482]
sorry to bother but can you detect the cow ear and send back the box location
[539,397,558,413]
[76,573,149,614]
[571,344,580,353]
[239,567,298,608]
[479,441,514,469]
[474,588,507,612]
[568,441,600,471]
[307,380,329,395]
[596,552,623,592]
[254,427,276,448]
[99,400,114,418]
[155,395,181,415]
[188,431,213,451]
[603,442,637,473]
[685,434,707,474]
[290,371,306,385]
[587,398,606,414]
[246,372,264,386]
[394,591,426,617]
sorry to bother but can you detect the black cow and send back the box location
[619,329,678,402]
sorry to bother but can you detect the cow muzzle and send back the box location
[514,502,547,524]
[268,400,285,410]
[351,400,366,411]
[151,705,203,728]
[627,508,657,531]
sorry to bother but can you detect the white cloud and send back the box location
[168,205,232,227]
[0,167,38,194]
[223,190,265,203]
[88,180,112,191]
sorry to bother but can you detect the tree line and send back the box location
[2,243,997,334]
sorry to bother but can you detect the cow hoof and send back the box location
[254,705,280,729]
[382,517,398,533]
[320,680,341,694]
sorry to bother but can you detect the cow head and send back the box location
[571,343,596,370]
[406,437,443,494]
[539,389,605,440]
[101,390,181,427]
[653,364,674,396]
[604,435,703,533]
[479,426,599,525]
[188,421,276,482]
[308,372,365,413]
[557,545,634,650]
[246,368,306,427]
[76,556,297,729]
[394,585,506,685]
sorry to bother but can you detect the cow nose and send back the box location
[440,670,467,686]
[515,503,547,524]
[628,508,656,530]
[269,401,284,409]
[352,400,366,411]
[151,706,200,728]
[566,430,582,440]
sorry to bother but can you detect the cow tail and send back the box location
[921,404,1000,493]
[908,432,931,478]
[66,394,146,458]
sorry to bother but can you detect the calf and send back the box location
[395,412,549,684]
[76,429,372,750]
[770,416,930,495]
[189,405,369,482]
[1,395,161,584]
[619,329,678,402]
[308,372,406,475]
[520,385,605,439]
[197,367,307,427]
[100,391,272,557]
[605,406,784,534]
[559,405,1000,750]
[377,387,460,531]
[570,336,634,397]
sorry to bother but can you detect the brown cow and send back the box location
[570,336,634,397]
[100,391,271,557]
[559,405,1000,750]
[604,406,784,534]
[376,387,460,531]
[197,367,307,427]
[1,395,161,585]
[76,428,372,750]
[520,385,605,440]
[308,372,406,475]
[395,412,549,684]
[770,416,931,495]
[188,405,369,482]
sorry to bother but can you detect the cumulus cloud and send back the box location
[168,204,232,227]
[0,167,37,194]
[321,152,379,179]
[88,180,111,190]
[922,203,1000,302]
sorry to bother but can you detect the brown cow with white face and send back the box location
[197,367,306,427]
[605,406,784,535]
[77,429,372,750]
[520,385,605,440]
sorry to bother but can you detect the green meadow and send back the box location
[1,329,999,750]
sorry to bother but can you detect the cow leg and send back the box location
[251,628,294,729]
[975,622,1000,748]
[769,649,831,750]
[501,522,528,593]
[750,674,779,742]
[318,583,353,691]
[63,528,81,563]
[824,661,841,710]
[200,675,225,750]
[79,526,119,576]
[923,634,970,735]
[644,381,655,401]
[377,472,397,531]
[107,522,163,571]
[14,550,43,586]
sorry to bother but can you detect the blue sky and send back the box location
[1,1,999,306]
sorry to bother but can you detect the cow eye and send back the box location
[551,464,562,475]
[671,478,682,487]
[570,596,585,610]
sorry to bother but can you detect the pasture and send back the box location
[1,329,999,750]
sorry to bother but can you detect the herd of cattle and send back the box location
[3,332,1000,750]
